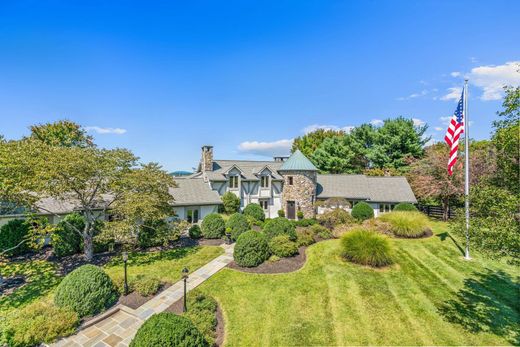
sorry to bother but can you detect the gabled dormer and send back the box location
[224,165,244,191]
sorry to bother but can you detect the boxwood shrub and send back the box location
[393,202,418,212]
[52,213,84,258]
[243,203,265,221]
[269,235,298,258]
[234,231,270,267]
[379,211,429,238]
[226,213,249,241]
[262,217,297,241]
[188,224,202,239]
[54,264,118,317]
[351,201,374,221]
[130,313,208,347]
[0,219,31,256]
[341,227,394,267]
[184,291,218,346]
[201,213,225,239]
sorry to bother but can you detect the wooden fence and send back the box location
[417,205,455,220]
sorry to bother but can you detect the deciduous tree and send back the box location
[291,128,345,159]
[29,119,94,147]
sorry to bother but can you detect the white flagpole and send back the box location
[464,79,471,260]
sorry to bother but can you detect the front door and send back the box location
[287,201,296,220]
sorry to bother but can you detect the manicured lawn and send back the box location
[199,222,519,346]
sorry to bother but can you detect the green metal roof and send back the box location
[279,149,318,171]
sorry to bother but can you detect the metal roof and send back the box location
[279,150,318,171]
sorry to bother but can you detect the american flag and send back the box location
[444,89,465,175]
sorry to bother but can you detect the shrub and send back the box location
[269,235,298,257]
[226,213,250,241]
[221,191,241,214]
[379,211,430,238]
[2,301,79,347]
[52,213,84,257]
[297,210,304,219]
[0,219,31,256]
[393,202,418,212]
[130,313,208,347]
[332,224,351,238]
[341,228,394,267]
[234,231,270,267]
[318,209,354,229]
[133,275,161,297]
[188,224,202,239]
[138,219,179,248]
[263,217,296,241]
[292,218,317,227]
[243,203,265,221]
[296,228,315,247]
[310,224,333,239]
[351,201,374,221]
[184,291,218,345]
[54,264,118,317]
[201,213,225,239]
[277,209,285,217]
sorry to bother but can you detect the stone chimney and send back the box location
[201,145,214,172]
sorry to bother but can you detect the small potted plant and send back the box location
[297,210,304,220]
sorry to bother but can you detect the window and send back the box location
[187,209,199,223]
[260,175,269,188]
[379,204,392,213]
[259,199,269,210]
[288,176,293,185]
[229,175,239,189]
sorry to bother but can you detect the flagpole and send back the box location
[463,79,471,260]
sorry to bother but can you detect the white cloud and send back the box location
[470,57,478,64]
[451,72,461,77]
[85,126,127,135]
[397,89,429,101]
[467,61,520,100]
[370,119,384,126]
[302,124,355,134]
[439,116,452,125]
[441,87,463,101]
[238,139,292,156]
[412,118,426,126]
[434,126,444,131]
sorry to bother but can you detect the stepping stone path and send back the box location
[51,243,234,347]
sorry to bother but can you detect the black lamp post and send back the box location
[182,267,189,312]
[225,228,232,245]
[122,251,129,296]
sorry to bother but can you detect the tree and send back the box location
[29,120,94,147]
[349,124,377,169]
[221,191,241,214]
[0,139,177,260]
[292,128,345,159]
[311,135,365,173]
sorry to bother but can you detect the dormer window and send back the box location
[260,175,269,188]
[229,175,239,189]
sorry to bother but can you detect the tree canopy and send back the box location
[292,128,345,159]
[29,120,94,147]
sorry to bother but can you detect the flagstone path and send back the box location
[51,243,234,347]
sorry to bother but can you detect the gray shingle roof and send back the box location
[169,178,222,206]
[317,175,417,203]
[279,150,318,171]
[204,160,284,181]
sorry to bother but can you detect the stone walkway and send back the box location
[51,243,234,347]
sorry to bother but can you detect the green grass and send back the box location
[198,221,519,346]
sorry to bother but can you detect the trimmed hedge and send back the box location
[351,201,374,221]
[234,231,271,267]
[341,227,394,267]
[226,213,250,241]
[269,235,298,257]
[393,202,418,212]
[318,209,354,229]
[130,313,208,347]
[262,217,297,241]
[0,219,31,256]
[243,203,265,221]
[52,213,84,257]
[221,191,241,214]
[54,264,118,317]
[201,213,225,239]
[379,211,429,238]
[188,224,202,239]
[184,291,218,346]
[133,275,162,297]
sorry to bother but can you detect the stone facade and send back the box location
[280,170,317,219]
[201,145,213,172]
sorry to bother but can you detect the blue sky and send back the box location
[0,0,519,171]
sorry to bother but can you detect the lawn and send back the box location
[199,222,519,346]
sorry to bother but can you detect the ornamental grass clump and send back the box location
[379,211,430,238]
[340,227,394,267]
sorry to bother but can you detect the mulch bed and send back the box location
[227,245,308,274]
[117,283,172,309]
[165,297,225,346]
[0,275,26,295]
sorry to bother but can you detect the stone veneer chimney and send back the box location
[201,145,214,172]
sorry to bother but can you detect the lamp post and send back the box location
[182,267,189,312]
[225,227,232,245]
[122,251,129,296]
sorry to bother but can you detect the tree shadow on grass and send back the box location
[438,269,520,345]
[437,232,465,256]
[105,246,199,267]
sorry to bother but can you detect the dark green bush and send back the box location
[226,213,250,241]
[269,235,298,257]
[234,231,270,267]
[221,191,241,214]
[310,224,333,239]
[341,227,394,267]
[297,210,304,219]
[2,301,79,347]
[296,228,315,247]
[318,209,354,229]
[277,209,285,217]
[54,264,118,317]
[201,214,225,239]
[0,219,31,256]
[130,312,208,347]
[351,202,374,221]
[52,213,84,257]
[184,291,218,346]
[243,203,265,221]
[263,217,297,241]
[133,275,161,297]
[189,224,202,239]
[393,202,418,212]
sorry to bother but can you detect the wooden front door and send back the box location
[287,201,296,220]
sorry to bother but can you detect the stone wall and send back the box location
[281,170,317,219]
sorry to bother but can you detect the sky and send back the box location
[0,0,519,172]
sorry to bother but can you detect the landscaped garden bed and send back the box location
[228,245,307,274]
